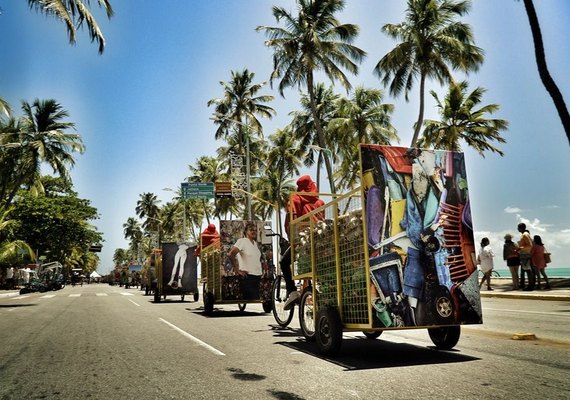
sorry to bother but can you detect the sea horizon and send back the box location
[493,267,570,278]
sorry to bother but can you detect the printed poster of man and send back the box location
[360,144,482,329]
[161,241,198,296]
[220,220,273,301]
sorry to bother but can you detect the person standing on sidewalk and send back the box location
[503,233,520,290]
[531,235,551,290]
[517,223,535,291]
[477,237,495,291]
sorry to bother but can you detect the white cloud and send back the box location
[504,206,521,214]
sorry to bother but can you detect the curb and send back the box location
[480,292,570,302]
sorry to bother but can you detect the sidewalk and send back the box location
[478,277,570,301]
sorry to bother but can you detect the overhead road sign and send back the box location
[181,182,214,199]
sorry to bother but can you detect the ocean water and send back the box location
[493,267,570,278]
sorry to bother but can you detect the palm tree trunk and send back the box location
[523,0,570,145]
[307,73,336,194]
[411,73,427,148]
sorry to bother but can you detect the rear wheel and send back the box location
[238,303,247,312]
[299,287,315,341]
[271,275,294,327]
[203,282,214,315]
[428,326,461,350]
[316,306,343,356]
[193,292,199,302]
[262,301,272,313]
[362,331,383,339]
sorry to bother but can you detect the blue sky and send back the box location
[1,1,569,274]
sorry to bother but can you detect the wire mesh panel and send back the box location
[290,189,370,326]
[337,193,368,325]
[202,241,222,300]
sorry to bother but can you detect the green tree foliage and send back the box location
[8,177,102,267]
[27,0,114,54]
[374,0,484,147]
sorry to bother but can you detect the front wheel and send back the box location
[316,306,343,356]
[238,303,247,312]
[428,326,461,350]
[362,331,383,339]
[262,301,272,313]
[299,287,315,342]
[203,282,214,315]
[193,292,199,302]
[271,275,294,327]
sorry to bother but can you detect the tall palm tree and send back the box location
[264,127,302,234]
[135,192,161,233]
[520,0,570,145]
[374,0,484,147]
[208,68,275,218]
[0,207,35,264]
[288,84,340,189]
[0,97,11,118]
[328,86,398,191]
[0,99,84,210]
[27,0,114,54]
[257,0,366,194]
[188,156,224,222]
[418,80,508,155]
[122,216,142,259]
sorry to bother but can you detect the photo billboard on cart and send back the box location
[360,145,482,328]
[161,241,198,295]
[219,220,273,301]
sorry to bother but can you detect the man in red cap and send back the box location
[283,175,324,310]
[194,223,220,257]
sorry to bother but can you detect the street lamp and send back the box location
[308,144,335,194]
[210,114,252,220]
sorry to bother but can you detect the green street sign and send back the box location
[181,182,214,199]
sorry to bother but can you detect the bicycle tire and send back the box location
[299,286,315,341]
[271,275,294,327]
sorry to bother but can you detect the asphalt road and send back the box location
[1,284,568,400]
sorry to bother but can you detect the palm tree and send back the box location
[188,156,224,222]
[264,127,302,234]
[123,216,142,259]
[328,86,398,191]
[135,192,161,233]
[257,0,366,194]
[0,99,84,210]
[374,0,484,147]
[27,0,114,54]
[0,97,11,118]
[418,81,508,156]
[0,208,35,265]
[520,0,570,145]
[288,84,340,189]
[208,68,275,218]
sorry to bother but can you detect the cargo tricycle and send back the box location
[200,220,274,315]
[153,241,199,303]
[287,145,482,356]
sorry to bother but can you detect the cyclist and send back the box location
[282,175,324,310]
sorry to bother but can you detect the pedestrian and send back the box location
[194,223,220,257]
[477,237,495,291]
[531,235,551,290]
[503,233,520,290]
[517,223,535,291]
[6,266,15,290]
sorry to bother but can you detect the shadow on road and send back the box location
[278,337,480,371]
[0,304,37,308]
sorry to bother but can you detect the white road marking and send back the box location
[159,318,225,356]
[69,294,81,297]
[96,293,108,297]
[128,299,140,307]
[12,296,29,300]
[41,294,56,298]
[120,293,134,296]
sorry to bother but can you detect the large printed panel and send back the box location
[360,145,482,328]
[219,220,274,301]
[161,241,198,295]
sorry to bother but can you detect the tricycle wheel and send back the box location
[154,290,160,303]
[316,306,343,356]
[193,292,199,302]
[362,330,383,339]
[428,326,461,350]
[238,303,247,312]
[262,301,272,313]
[180,295,185,302]
[433,286,454,324]
[299,287,315,342]
[271,275,294,327]
[204,292,214,315]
